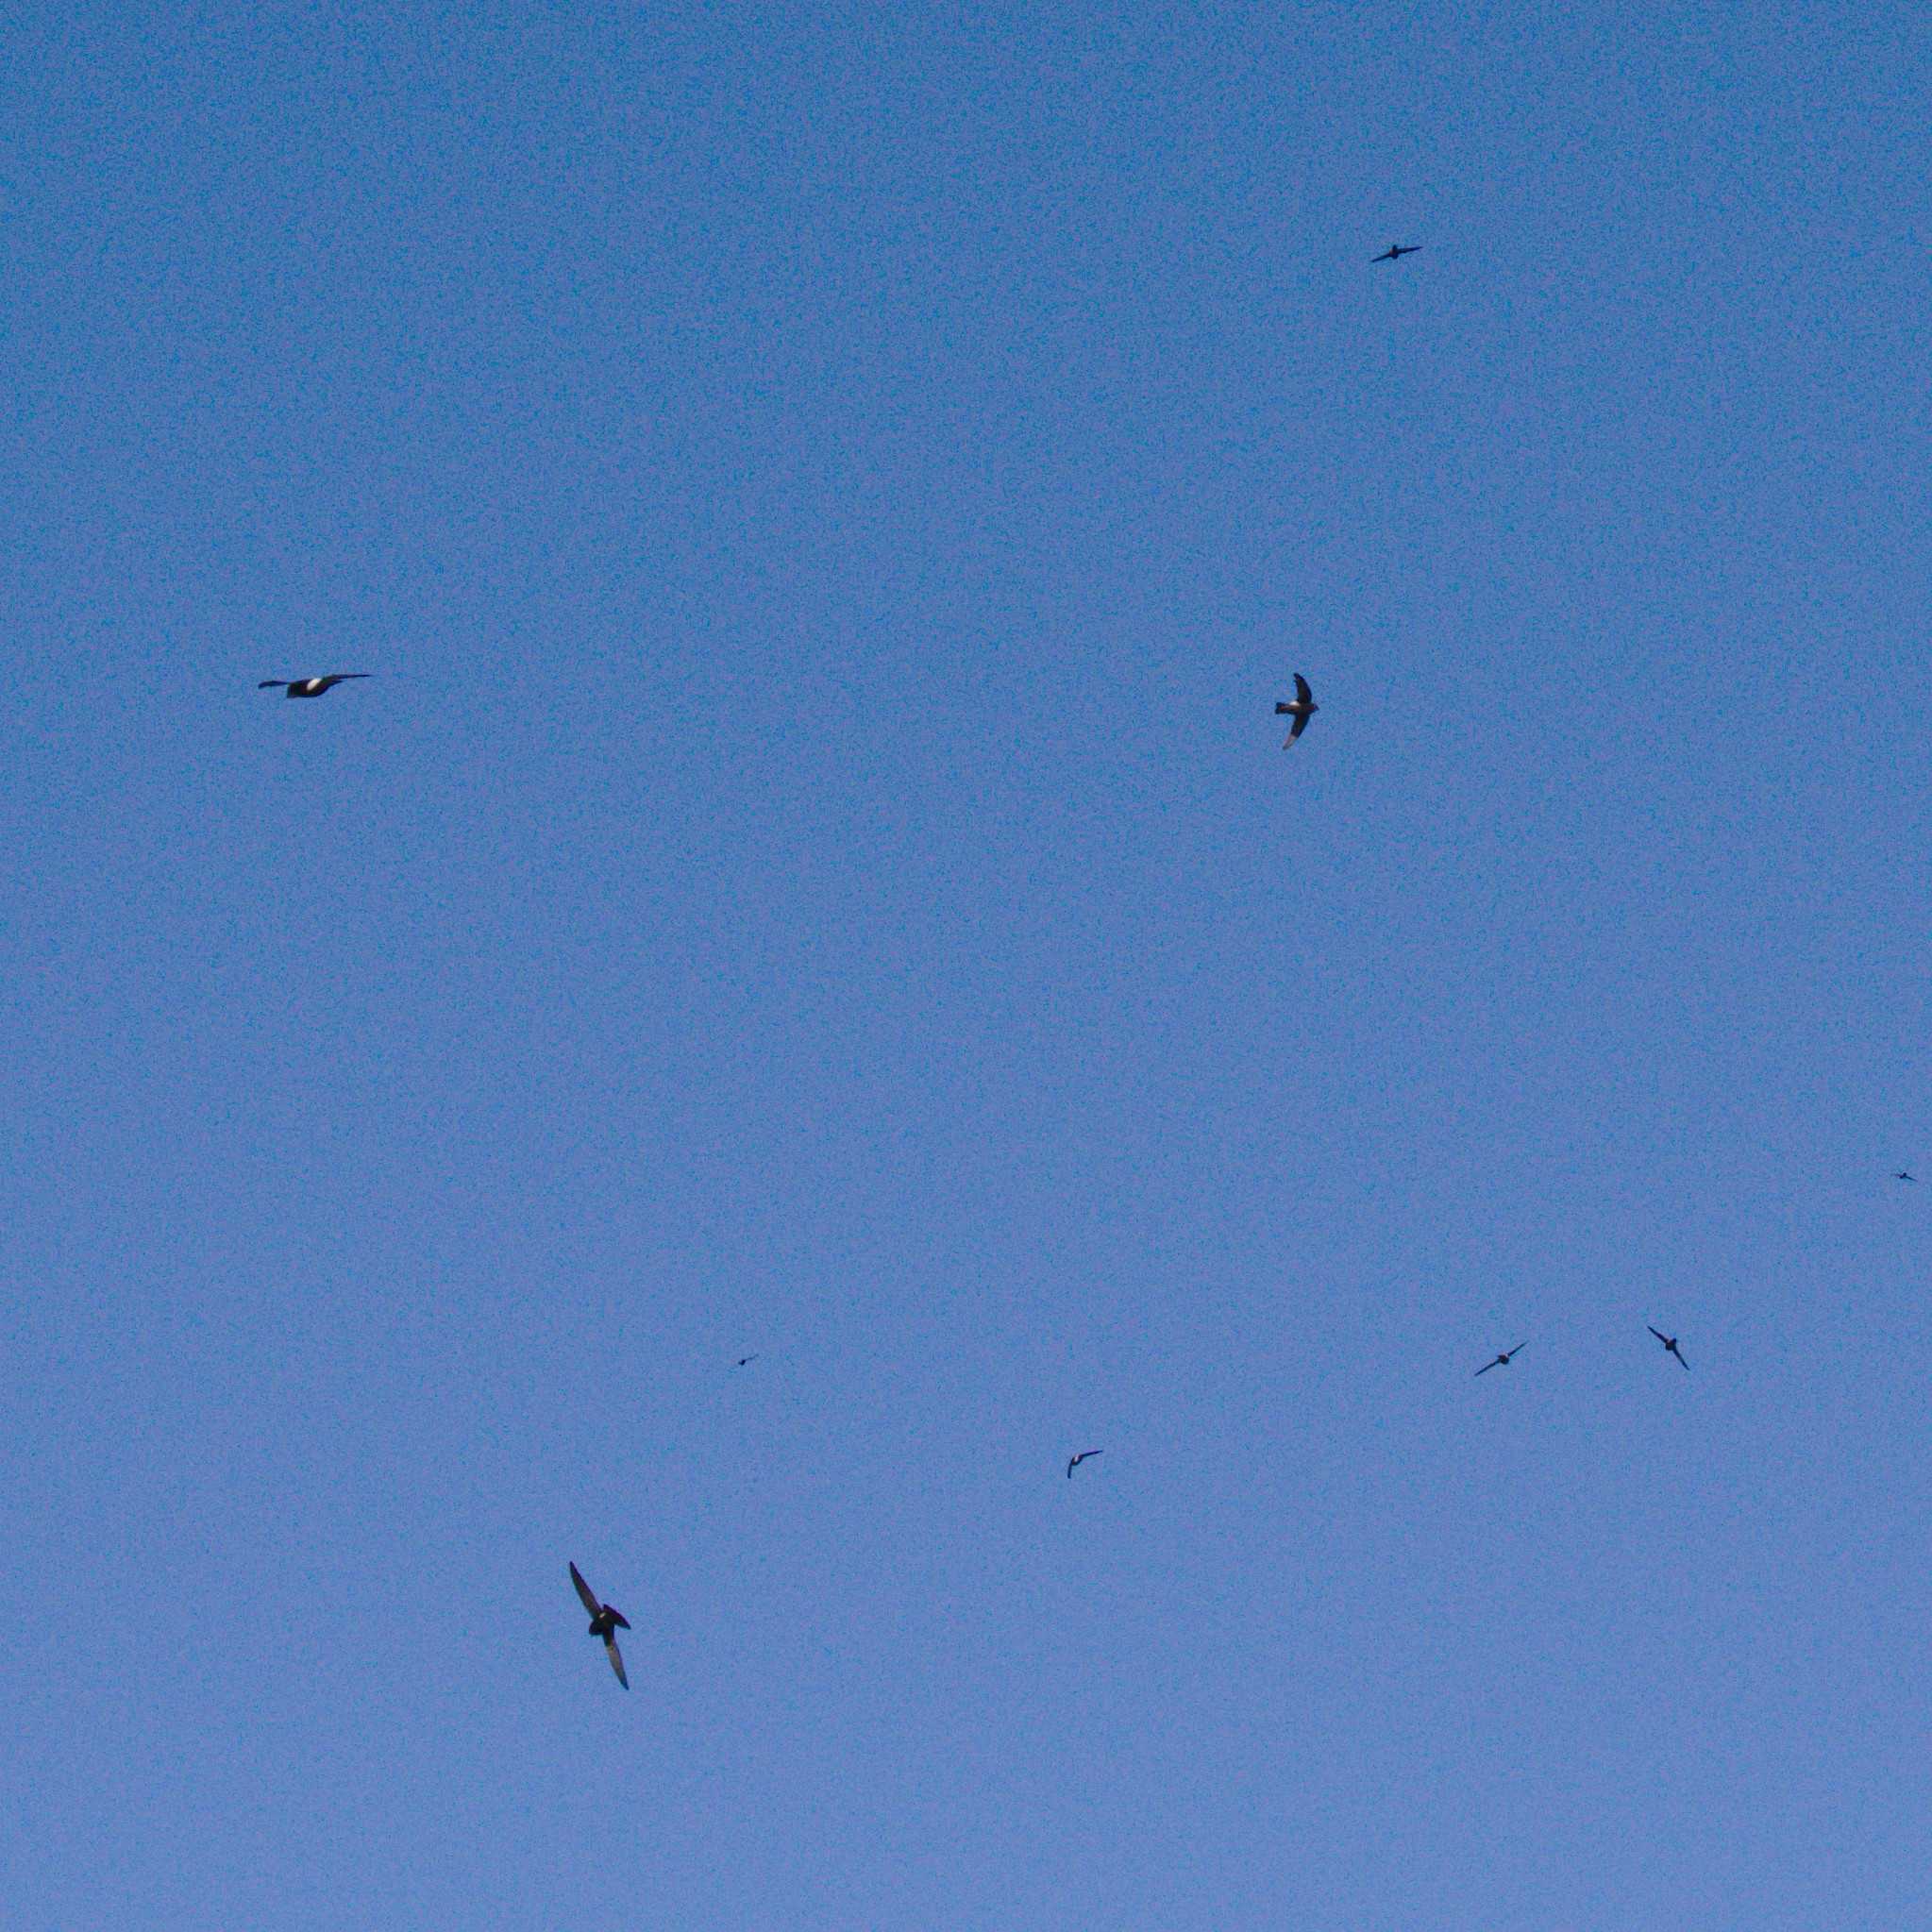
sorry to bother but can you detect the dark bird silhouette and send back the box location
[1066,1450,1102,1478]
[1372,243,1421,262]
[1647,1326,1689,1370]
[1275,673,1319,748]
[258,674,370,698]
[1896,1170,1915,1183]
[569,1562,632,1688]
[733,1354,758,1368]
[1474,1342,1527,1377]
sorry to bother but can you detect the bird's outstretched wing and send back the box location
[1474,1359,1498,1376]
[607,1607,631,1631]
[1675,1348,1689,1370]
[332,673,372,681]
[1648,1327,1668,1345]
[1283,675,1315,747]
[604,1636,630,1688]
[570,1562,601,1618]
[258,680,289,689]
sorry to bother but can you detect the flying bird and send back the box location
[1647,1326,1689,1370]
[1275,673,1319,747]
[1372,243,1421,262]
[733,1354,758,1368]
[1896,1170,1915,1183]
[1474,1342,1527,1377]
[258,674,371,698]
[569,1562,632,1688]
[1067,1450,1102,1478]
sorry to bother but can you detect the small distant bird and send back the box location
[1067,1450,1102,1479]
[1647,1326,1689,1370]
[733,1354,758,1368]
[1896,1171,1915,1184]
[1372,243,1421,263]
[569,1562,632,1688]
[1474,1342,1527,1377]
[257,674,370,698]
[1275,673,1319,747]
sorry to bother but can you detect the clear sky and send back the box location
[4,2,1929,1925]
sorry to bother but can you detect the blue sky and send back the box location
[4,2,1929,1924]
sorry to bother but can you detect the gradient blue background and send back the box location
[4,3,1929,1925]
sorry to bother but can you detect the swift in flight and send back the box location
[1275,674,1319,748]
[1474,1342,1527,1377]
[1647,1327,1689,1371]
[258,674,371,698]
[569,1562,632,1688]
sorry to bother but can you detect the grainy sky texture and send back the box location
[4,3,1930,1926]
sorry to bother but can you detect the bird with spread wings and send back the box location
[570,1562,633,1688]
[257,674,371,698]
[1647,1327,1689,1371]
[1275,674,1319,748]
[1475,1342,1527,1377]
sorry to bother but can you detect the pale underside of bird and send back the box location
[1475,1342,1527,1376]
[569,1561,632,1688]
[1067,1450,1102,1478]
[1275,673,1319,748]
[258,674,371,697]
